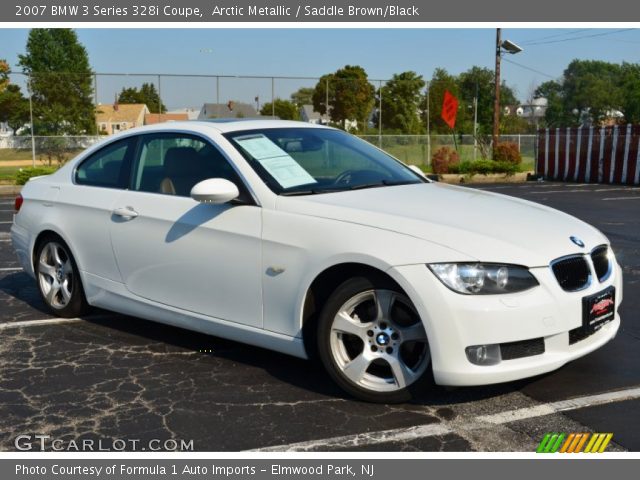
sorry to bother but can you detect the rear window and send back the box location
[76,138,134,188]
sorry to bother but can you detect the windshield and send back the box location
[224,127,424,195]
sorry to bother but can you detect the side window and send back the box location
[132,133,247,199]
[76,138,132,188]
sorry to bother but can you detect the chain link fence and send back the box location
[1,71,537,172]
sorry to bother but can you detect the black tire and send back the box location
[34,234,90,318]
[317,276,432,403]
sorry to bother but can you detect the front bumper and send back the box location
[389,261,622,387]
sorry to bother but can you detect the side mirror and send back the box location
[190,178,239,204]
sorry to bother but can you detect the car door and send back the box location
[64,136,137,282]
[109,132,263,328]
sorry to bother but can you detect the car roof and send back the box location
[130,119,333,134]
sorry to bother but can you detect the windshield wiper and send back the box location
[280,180,419,196]
[348,180,419,191]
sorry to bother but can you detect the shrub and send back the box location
[453,160,518,176]
[431,147,460,174]
[493,142,522,165]
[15,167,57,185]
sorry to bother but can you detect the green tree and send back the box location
[260,98,300,120]
[562,60,622,125]
[535,80,568,128]
[117,82,166,113]
[377,71,425,134]
[618,62,640,124]
[0,84,30,133]
[290,87,314,107]
[0,59,9,93]
[313,65,375,132]
[457,66,518,134]
[17,28,95,135]
[421,68,460,133]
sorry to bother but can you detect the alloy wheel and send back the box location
[329,289,430,393]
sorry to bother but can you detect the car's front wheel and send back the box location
[35,236,89,318]
[317,277,431,403]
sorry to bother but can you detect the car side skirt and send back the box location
[83,272,308,360]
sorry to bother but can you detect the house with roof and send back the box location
[144,113,189,125]
[95,103,149,135]
[167,107,200,120]
[299,104,329,125]
[197,102,259,120]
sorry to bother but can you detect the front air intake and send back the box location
[591,245,611,282]
[551,255,591,292]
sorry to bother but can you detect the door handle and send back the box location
[112,206,138,219]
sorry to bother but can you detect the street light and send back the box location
[493,29,523,154]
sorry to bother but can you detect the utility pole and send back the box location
[493,28,501,155]
[473,82,478,161]
[27,74,35,167]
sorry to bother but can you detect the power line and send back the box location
[520,29,593,45]
[524,28,636,46]
[502,58,556,79]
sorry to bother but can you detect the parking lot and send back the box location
[0,181,638,452]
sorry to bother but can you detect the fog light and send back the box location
[465,344,502,366]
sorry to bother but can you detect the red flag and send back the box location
[441,90,459,129]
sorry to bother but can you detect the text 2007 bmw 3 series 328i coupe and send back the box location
[11,120,622,403]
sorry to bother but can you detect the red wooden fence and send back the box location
[536,125,640,185]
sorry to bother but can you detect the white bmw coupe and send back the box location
[11,120,622,402]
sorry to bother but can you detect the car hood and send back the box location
[277,182,608,266]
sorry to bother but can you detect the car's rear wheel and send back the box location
[317,277,431,403]
[35,236,89,318]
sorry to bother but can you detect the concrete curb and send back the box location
[438,171,533,184]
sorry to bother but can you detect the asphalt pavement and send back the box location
[0,181,638,452]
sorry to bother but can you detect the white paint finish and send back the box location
[0,267,21,272]
[621,124,632,184]
[110,190,263,328]
[585,126,594,183]
[602,196,640,201]
[280,182,607,267]
[391,263,621,387]
[563,126,571,181]
[11,120,623,391]
[574,127,582,182]
[598,127,606,183]
[554,127,560,179]
[544,128,549,176]
[251,423,452,452]
[0,221,12,224]
[610,125,619,184]
[479,387,640,424]
[635,137,640,185]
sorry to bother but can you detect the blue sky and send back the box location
[1,28,639,110]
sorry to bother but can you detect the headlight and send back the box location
[427,263,539,295]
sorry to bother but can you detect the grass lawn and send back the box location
[0,149,82,163]
[0,165,22,184]
[377,143,535,171]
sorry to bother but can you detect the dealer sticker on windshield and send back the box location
[235,134,317,189]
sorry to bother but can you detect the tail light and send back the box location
[14,193,23,213]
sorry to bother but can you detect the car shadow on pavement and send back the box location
[0,271,51,317]
[83,313,530,406]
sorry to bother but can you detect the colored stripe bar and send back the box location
[559,433,575,453]
[573,433,590,453]
[598,434,613,453]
